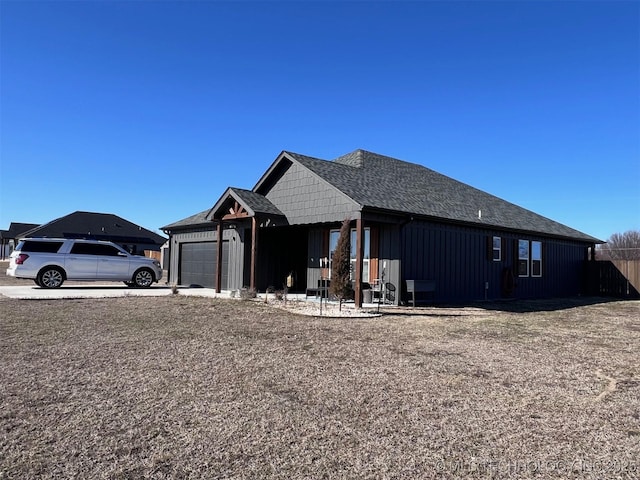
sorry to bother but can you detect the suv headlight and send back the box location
[153,260,161,268]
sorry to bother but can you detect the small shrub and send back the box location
[239,287,257,300]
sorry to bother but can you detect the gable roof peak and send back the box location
[333,149,366,168]
[333,149,424,170]
[206,186,285,221]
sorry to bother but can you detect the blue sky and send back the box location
[1,1,638,242]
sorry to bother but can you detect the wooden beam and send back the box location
[355,218,364,308]
[222,201,248,220]
[221,211,249,220]
[250,216,258,291]
[216,222,223,293]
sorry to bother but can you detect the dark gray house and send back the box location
[0,222,40,260]
[17,211,166,254]
[162,149,601,306]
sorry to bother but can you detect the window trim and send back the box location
[518,239,530,277]
[516,240,543,278]
[531,241,542,277]
[492,236,502,262]
[329,227,370,283]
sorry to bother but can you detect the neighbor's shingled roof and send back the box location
[0,222,40,240]
[285,149,600,243]
[20,211,166,246]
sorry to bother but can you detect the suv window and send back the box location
[70,243,124,256]
[19,240,64,253]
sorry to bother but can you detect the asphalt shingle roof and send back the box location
[164,149,600,243]
[161,209,212,230]
[162,189,284,230]
[227,188,285,217]
[0,222,40,240]
[286,149,600,243]
[21,211,166,245]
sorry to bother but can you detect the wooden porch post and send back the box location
[216,221,223,293]
[250,216,258,291]
[355,218,364,308]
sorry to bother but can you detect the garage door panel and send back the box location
[179,241,229,288]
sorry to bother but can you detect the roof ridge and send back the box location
[293,149,600,242]
[333,149,365,168]
[228,186,254,193]
[282,151,327,163]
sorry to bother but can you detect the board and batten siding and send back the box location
[375,225,401,304]
[306,227,325,290]
[264,161,360,225]
[516,238,587,299]
[401,220,589,302]
[168,226,245,290]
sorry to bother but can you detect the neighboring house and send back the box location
[162,149,602,306]
[0,222,40,260]
[13,211,166,255]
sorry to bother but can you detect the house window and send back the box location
[518,240,530,277]
[329,227,370,283]
[531,241,542,277]
[493,236,501,261]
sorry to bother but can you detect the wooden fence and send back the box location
[144,250,162,261]
[585,260,640,299]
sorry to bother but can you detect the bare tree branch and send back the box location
[597,230,640,260]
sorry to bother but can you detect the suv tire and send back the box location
[38,267,65,288]
[133,268,154,288]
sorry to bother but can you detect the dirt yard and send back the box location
[1,289,639,478]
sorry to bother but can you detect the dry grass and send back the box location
[1,294,639,479]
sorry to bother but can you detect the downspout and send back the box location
[162,230,172,285]
[250,216,258,291]
[216,221,223,293]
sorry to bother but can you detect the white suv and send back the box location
[6,238,163,288]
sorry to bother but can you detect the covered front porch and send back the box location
[195,188,402,308]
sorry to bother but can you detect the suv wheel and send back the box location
[38,267,65,288]
[133,268,154,288]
